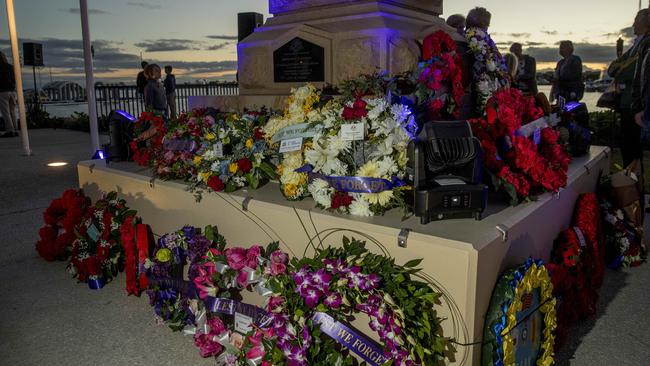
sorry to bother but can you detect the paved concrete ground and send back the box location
[0,129,648,365]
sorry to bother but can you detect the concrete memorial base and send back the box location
[77,146,610,365]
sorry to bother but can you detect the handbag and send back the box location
[596,81,620,109]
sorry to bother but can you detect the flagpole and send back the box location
[5,0,31,156]
[79,0,100,153]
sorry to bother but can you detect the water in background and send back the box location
[36,86,604,119]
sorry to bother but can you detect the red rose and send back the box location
[207,176,225,192]
[237,158,253,173]
[254,127,265,140]
[331,191,353,209]
[342,106,356,120]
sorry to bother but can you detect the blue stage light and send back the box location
[92,149,106,160]
[115,109,136,122]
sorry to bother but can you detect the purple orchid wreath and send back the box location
[145,228,450,366]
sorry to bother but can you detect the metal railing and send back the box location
[94,82,239,118]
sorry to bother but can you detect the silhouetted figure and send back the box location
[510,42,538,95]
[143,64,167,115]
[136,61,148,96]
[164,65,177,120]
[551,41,584,102]
[0,51,17,138]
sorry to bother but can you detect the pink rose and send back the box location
[270,262,287,276]
[225,247,247,270]
[270,250,288,264]
[245,245,262,268]
[267,296,284,310]
[236,270,249,287]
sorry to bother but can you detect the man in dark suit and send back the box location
[551,41,584,102]
[610,8,650,167]
[510,43,538,95]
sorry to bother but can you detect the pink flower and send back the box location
[267,296,284,311]
[236,270,249,287]
[245,245,262,268]
[270,262,287,276]
[270,250,288,264]
[225,247,247,270]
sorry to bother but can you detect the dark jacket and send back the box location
[144,80,167,112]
[0,62,16,92]
[515,54,537,94]
[630,34,650,113]
[164,74,176,95]
[136,71,147,95]
[553,54,584,101]
[609,35,650,110]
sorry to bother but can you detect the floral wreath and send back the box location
[130,111,167,168]
[600,198,644,268]
[263,237,449,365]
[119,216,152,296]
[415,30,464,119]
[155,109,217,180]
[188,240,288,363]
[470,88,570,204]
[264,84,322,201]
[145,225,225,331]
[482,258,556,366]
[36,189,90,261]
[68,191,135,289]
[465,27,509,112]
[189,111,277,199]
[545,193,602,348]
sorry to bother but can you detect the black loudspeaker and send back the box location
[23,42,44,66]
[238,12,263,42]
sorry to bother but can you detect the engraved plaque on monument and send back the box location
[273,37,325,83]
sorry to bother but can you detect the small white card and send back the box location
[279,137,303,153]
[234,312,253,334]
[213,142,224,158]
[87,224,100,242]
[340,122,365,141]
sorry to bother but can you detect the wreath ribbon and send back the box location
[136,224,152,291]
[295,164,406,193]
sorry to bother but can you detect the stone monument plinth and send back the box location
[190,0,458,111]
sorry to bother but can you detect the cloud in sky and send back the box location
[207,42,232,51]
[206,35,238,41]
[134,39,201,52]
[126,1,162,10]
[58,8,110,15]
[541,30,558,36]
[508,32,531,38]
[527,42,617,64]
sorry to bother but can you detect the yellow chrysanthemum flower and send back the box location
[199,171,211,183]
[277,164,284,176]
[246,139,254,149]
[205,132,216,140]
[193,155,203,165]
[283,183,298,198]
[228,163,238,174]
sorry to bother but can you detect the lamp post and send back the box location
[5,0,30,155]
[79,0,100,153]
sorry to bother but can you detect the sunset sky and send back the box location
[0,0,643,86]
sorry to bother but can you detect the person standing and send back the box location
[445,14,465,36]
[610,9,650,167]
[0,51,17,138]
[136,61,148,96]
[510,42,538,95]
[551,41,584,102]
[143,64,167,115]
[163,65,177,120]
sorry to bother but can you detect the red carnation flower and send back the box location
[254,127,265,140]
[237,158,253,173]
[207,176,225,192]
[331,191,354,209]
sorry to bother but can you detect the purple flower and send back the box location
[301,285,322,308]
[360,273,381,291]
[182,225,197,239]
[291,266,310,286]
[187,235,211,263]
[309,269,332,291]
[323,292,342,308]
[323,258,346,273]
